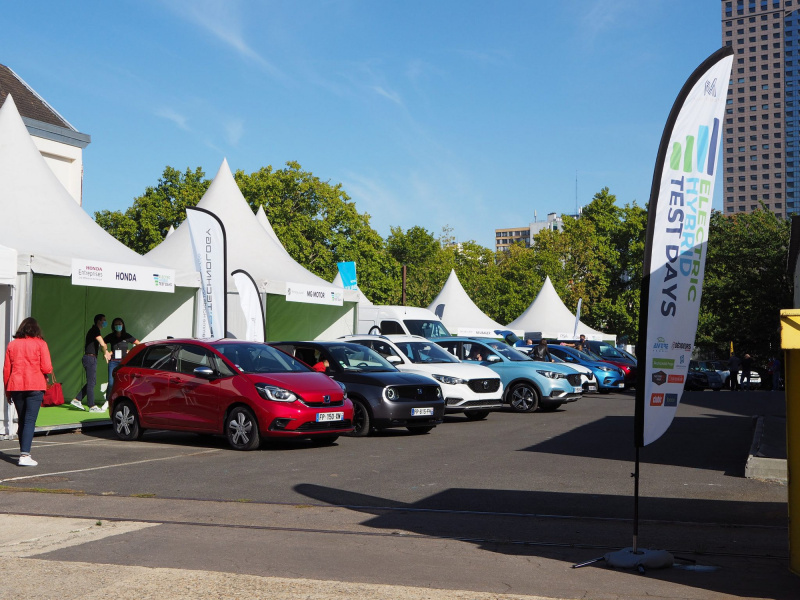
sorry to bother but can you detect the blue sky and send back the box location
[2,0,722,248]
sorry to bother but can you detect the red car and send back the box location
[109,339,354,450]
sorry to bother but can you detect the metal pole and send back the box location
[633,445,640,553]
[402,265,407,306]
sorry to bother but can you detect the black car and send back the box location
[270,341,444,436]
[685,369,709,391]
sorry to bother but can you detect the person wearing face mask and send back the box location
[103,317,139,405]
[71,314,112,413]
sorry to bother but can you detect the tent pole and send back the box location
[402,265,407,306]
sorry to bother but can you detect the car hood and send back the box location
[333,371,438,387]
[522,361,581,375]
[244,372,343,401]
[399,362,499,380]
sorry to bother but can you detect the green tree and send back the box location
[697,208,792,363]
[95,166,210,253]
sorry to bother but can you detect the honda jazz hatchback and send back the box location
[109,339,354,450]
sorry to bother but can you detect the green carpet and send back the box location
[36,403,110,428]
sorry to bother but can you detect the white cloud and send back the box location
[155,107,190,131]
[159,0,282,77]
[224,117,245,146]
[372,85,404,106]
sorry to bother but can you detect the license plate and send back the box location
[618,383,625,388]
[587,385,597,392]
[411,407,434,416]
[316,412,344,422]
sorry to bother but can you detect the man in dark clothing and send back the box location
[71,314,111,412]
[531,339,552,361]
[728,353,742,391]
[741,354,754,391]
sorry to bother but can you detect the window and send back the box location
[140,345,177,371]
[177,344,216,375]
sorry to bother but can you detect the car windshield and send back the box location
[404,320,451,338]
[594,344,625,359]
[480,340,531,362]
[569,348,598,362]
[214,342,310,374]
[326,344,397,372]
[395,341,458,364]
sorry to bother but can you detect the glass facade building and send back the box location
[721,0,798,218]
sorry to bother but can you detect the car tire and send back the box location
[112,399,144,441]
[226,406,261,451]
[407,426,434,434]
[347,398,371,437]
[463,409,490,421]
[309,435,339,446]
[508,383,539,412]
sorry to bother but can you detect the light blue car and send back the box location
[435,337,583,412]
[547,345,625,393]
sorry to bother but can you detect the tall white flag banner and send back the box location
[635,48,733,447]
[232,269,265,342]
[573,298,582,339]
[186,207,227,339]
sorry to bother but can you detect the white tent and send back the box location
[147,159,359,340]
[427,269,511,336]
[0,94,198,430]
[255,205,293,259]
[506,276,615,343]
[0,244,18,439]
[332,271,373,306]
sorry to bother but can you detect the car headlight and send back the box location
[598,366,613,372]
[432,374,468,385]
[336,380,347,398]
[255,383,298,403]
[537,370,566,379]
[385,386,398,400]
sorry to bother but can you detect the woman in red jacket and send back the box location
[3,317,52,467]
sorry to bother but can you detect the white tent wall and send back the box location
[0,282,16,439]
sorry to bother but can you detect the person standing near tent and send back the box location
[103,317,139,404]
[71,314,111,413]
[3,317,52,467]
[728,352,742,391]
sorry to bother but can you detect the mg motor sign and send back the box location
[71,259,175,293]
[286,282,343,306]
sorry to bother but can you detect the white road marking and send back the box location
[0,449,221,484]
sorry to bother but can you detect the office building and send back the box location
[721,0,800,218]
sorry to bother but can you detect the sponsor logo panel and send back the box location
[650,393,664,406]
[665,393,678,407]
[652,371,667,385]
[652,358,675,369]
[667,374,684,384]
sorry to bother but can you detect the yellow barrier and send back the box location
[780,309,800,575]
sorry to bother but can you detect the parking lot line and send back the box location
[0,448,221,484]
[0,438,105,452]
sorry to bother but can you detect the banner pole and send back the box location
[633,445,640,554]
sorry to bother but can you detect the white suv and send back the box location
[343,335,504,420]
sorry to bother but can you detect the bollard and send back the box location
[780,309,800,575]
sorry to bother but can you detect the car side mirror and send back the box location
[193,366,216,379]
[487,355,501,362]
[386,355,401,364]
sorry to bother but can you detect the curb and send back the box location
[745,415,787,483]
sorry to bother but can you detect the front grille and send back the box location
[301,399,345,408]
[295,419,352,431]
[461,399,502,408]
[394,385,441,402]
[567,374,582,387]
[467,378,501,393]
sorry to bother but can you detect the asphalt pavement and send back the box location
[0,389,795,600]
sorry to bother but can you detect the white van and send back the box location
[357,305,451,338]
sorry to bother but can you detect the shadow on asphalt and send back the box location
[293,482,792,599]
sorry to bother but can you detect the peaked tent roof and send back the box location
[506,276,613,342]
[147,159,352,297]
[427,270,505,334]
[0,95,193,284]
[255,205,293,259]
